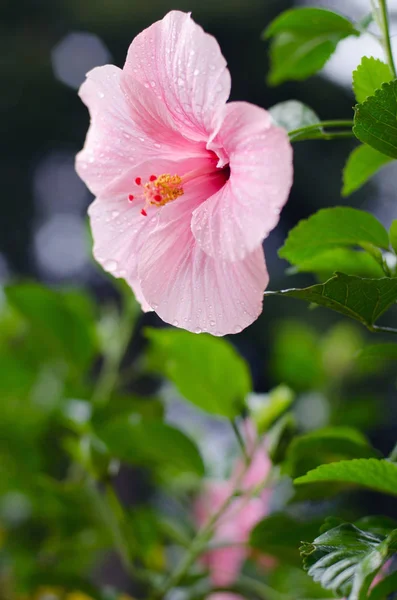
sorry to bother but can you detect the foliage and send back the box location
[4,1,397,600]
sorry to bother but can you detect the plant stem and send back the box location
[86,477,133,575]
[153,446,257,599]
[376,0,397,77]
[288,119,354,142]
[231,418,249,462]
[92,294,139,406]
[372,325,397,335]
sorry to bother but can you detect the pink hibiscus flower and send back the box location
[194,421,273,594]
[76,11,293,335]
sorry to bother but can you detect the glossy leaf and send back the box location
[265,273,397,330]
[99,417,205,476]
[269,100,321,138]
[283,427,380,478]
[5,283,97,369]
[354,81,397,158]
[301,523,397,600]
[294,247,384,279]
[279,207,390,266]
[342,144,392,196]
[250,513,323,565]
[145,328,251,417]
[295,458,397,496]
[264,8,359,85]
[353,57,393,103]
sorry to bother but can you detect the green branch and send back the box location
[375,0,397,77]
[289,120,354,142]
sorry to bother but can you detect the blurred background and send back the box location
[2,0,397,598]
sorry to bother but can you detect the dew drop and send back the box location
[193,69,200,76]
[143,82,150,89]
[173,320,179,326]
[98,91,105,99]
[210,320,216,327]
[177,77,185,87]
[111,210,120,218]
[195,327,202,334]
[150,80,156,87]
[154,142,161,149]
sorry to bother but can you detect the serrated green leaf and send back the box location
[354,81,397,158]
[389,220,397,254]
[283,427,380,478]
[295,247,385,279]
[250,513,323,565]
[353,57,393,103]
[342,144,392,196]
[295,458,397,496]
[264,8,359,85]
[301,523,397,600]
[279,208,390,266]
[98,418,204,477]
[269,100,321,137]
[145,328,251,417]
[265,273,397,330]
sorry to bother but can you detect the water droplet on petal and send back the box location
[154,143,161,149]
[111,210,120,218]
[98,91,105,99]
[173,320,179,326]
[195,327,202,334]
[210,320,216,327]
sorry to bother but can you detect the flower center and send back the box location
[128,173,184,216]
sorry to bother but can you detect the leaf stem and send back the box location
[153,445,258,598]
[376,0,397,77]
[372,325,397,335]
[289,120,354,142]
[231,418,249,462]
[92,293,139,406]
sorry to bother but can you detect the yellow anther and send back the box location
[144,174,184,206]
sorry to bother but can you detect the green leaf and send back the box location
[295,458,397,496]
[269,565,335,599]
[5,283,97,370]
[301,523,397,600]
[265,273,397,330]
[369,569,397,600]
[283,427,380,478]
[267,413,297,465]
[389,220,397,254]
[250,513,323,565]
[353,57,393,103]
[271,320,324,391]
[98,417,204,477]
[145,328,251,417]
[357,343,397,371]
[264,8,359,85]
[342,144,392,196]
[294,247,385,279]
[269,100,321,137]
[279,208,390,266]
[354,81,397,159]
[247,385,294,434]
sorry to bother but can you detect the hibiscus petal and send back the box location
[122,11,231,142]
[191,102,293,262]
[138,180,268,335]
[76,65,199,197]
[88,158,210,312]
